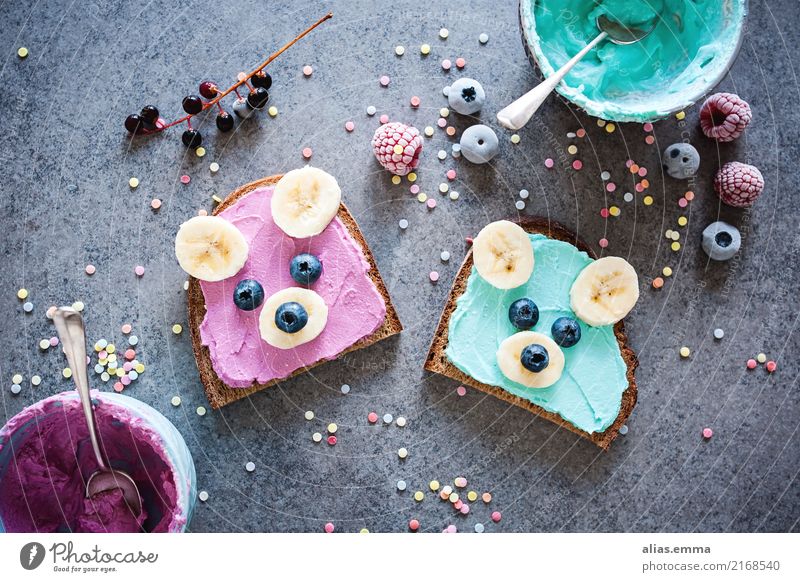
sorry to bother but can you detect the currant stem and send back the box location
[151,11,333,133]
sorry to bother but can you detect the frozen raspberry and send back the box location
[714,162,764,208]
[371,122,423,176]
[699,93,752,142]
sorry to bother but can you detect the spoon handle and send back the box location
[497,31,608,131]
[52,307,108,471]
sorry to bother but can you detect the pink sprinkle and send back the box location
[600,208,609,218]
[180,175,190,184]
[368,412,378,424]
[455,57,466,68]
[134,265,145,277]
[441,59,452,70]
[645,135,655,145]
[327,435,337,446]
[454,499,463,510]
[302,147,313,159]
[598,238,609,248]
[678,197,688,208]
[491,511,502,523]
[121,375,131,386]
[345,121,355,132]
[643,122,654,132]
[379,75,390,87]
[408,519,420,531]
[437,118,447,128]
[410,184,420,194]
[766,360,777,372]
[85,264,96,275]
[121,324,132,334]
[626,159,634,168]
[324,522,334,533]
[303,65,313,77]
[606,182,616,193]
[123,362,133,372]
[635,183,645,193]
[125,349,136,360]
[445,524,457,533]
[49,337,59,347]
[198,209,208,216]
[572,160,583,170]
[460,504,470,515]
[456,386,467,397]
[746,359,757,369]
[150,198,162,210]
[429,271,440,282]
[113,382,124,393]
[426,198,437,209]
[638,166,648,177]
[410,96,421,108]
[98,351,108,359]
[576,128,586,138]
[702,428,713,439]
[446,169,456,180]
[544,158,554,168]
[379,114,389,124]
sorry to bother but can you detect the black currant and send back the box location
[246,87,269,110]
[125,114,144,134]
[199,81,218,99]
[182,129,202,148]
[182,95,203,115]
[216,111,234,132]
[251,70,272,90]
[139,105,160,124]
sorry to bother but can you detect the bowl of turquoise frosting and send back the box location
[519,0,748,122]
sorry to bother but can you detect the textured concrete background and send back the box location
[0,0,797,533]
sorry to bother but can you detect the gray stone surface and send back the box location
[0,0,797,533]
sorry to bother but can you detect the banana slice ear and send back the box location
[271,166,342,238]
[472,220,534,289]
[174,215,249,282]
[569,256,639,327]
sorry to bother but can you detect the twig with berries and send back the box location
[124,12,332,148]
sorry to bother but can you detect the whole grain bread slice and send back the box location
[187,175,403,409]
[424,217,638,449]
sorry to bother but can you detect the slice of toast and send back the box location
[188,175,403,409]
[424,217,638,449]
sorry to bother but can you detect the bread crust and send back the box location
[187,175,403,409]
[423,217,638,450]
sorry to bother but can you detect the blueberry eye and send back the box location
[551,316,581,347]
[508,298,539,330]
[520,343,549,372]
[233,279,264,311]
[290,253,322,285]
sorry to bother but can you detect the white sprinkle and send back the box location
[366,105,376,116]
[623,192,634,202]
[340,384,351,394]
[438,150,447,160]
[449,191,460,200]
[619,425,629,435]
[396,416,407,427]
[305,410,315,420]
[474,522,485,532]
[128,335,139,346]
[23,302,33,313]
[398,219,409,230]
[196,406,207,416]
[72,301,84,312]
[519,189,529,199]
[198,491,209,502]
[383,413,393,424]
[94,364,104,374]
[312,432,322,442]
[10,384,21,394]
[566,132,577,138]
[128,370,138,380]
[479,33,489,44]
[600,171,611,181]
[440,251,450,262]
[31,375,41,386]
[398,447,408,459]
[665,229,674,239]
[183,281,189,291]
[515,200,526,210]
[101,372,110,382]
[451,144,461,157]
[395,45,405,56]
[245,461,256,472]
[171,396,181,406]
[397,480,407,491]
[713,328,724,339]
[439,28,449,39]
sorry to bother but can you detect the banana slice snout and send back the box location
[259,287,328,349]
[271,166,342,238]
[569,256,639,327]
[472,220,534,289]
[175,215,249,282]
[496,331,564,389]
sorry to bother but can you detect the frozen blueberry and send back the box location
[275,302,308,333]
[447,78,486,115]
[663,143,700,179]
[701,221,741,261]
[508,297,539,330]
[233,279,264,311]
[551,316,581,347]
[459,124,499,164]
[290,253,322,285]
[520,344,549,373]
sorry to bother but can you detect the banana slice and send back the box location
[569,256,639,327]
[271,166,342,238]
[472,220,534,289]
[496,331,564,389]
[174,215,249,282]
[259,287,328,349]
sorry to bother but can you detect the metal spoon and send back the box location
[52,307,142,517]
[497,14,659,130]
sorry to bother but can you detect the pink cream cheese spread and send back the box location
[198,185,387,388]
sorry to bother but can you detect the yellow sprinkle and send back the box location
[196,406,207,416]
[172,324,183,334]
[116,368,125,377]
[210,162,220,173]
[756,353,767,363]
[424,126,434,137]
[398,447,408,459]
[417,193,427,203]
[212,195,223,204]
[17,288,28,300]
[420,43,431,55]
[359,528,369,534]
[414,491,424,501]
[17,47,29,58]
[135,364,145,374]
[679,346,690,358]
[676,111,686,120]
[609,206,620,217]
[407,172,417,183]
[429,480,440,491]
[662,266,673,277]
[449,492,459,503]
[467,491,478,501]
[327,423,338,434]
[605,123,616,133]
[39,339,50,350]
[596,119,606,127]
[195,147,206,158]
[567,145,578,155]
[510,134,521,144]
[128,177,139,188]
[268,106,278,117]
[677,216,688,226]
[99,358,107,365]
[12,374,23,384]
[106,344,115,354]
[391,175,402,186]
[63,368,72,378]
[643,195,654,206]
[72,301,84,311]
[439,107,449,118]
[671,241,681,251]
[393,144,404,155]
